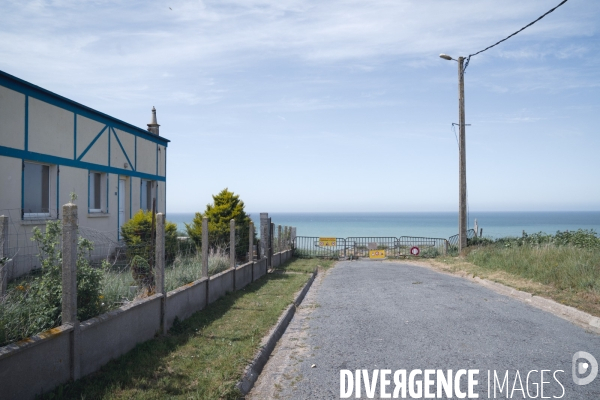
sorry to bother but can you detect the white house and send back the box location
[0,69,169,278]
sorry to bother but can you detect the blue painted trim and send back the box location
[87,170,90,212]
[164,147,167,214]
[108,126,111,167]
[111,127,134,170]
[56,165,60,217]
[106,174,109,214]
[129,178,132,219]
[0,70,170,146]
[117,178,121,239]
[77,125,107,161]
[20,160,24,217]
[73,114,77,160]
[24,96,29,151]
[0,146,166,182]
[139,178,142,210]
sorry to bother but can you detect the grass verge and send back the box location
[41,257,330,400]
[413,245,600,318]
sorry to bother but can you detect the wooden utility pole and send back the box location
[458,57,467,252]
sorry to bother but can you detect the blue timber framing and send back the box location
[0,146,165,182]
[0,70,170,147]
[111,127,134,170]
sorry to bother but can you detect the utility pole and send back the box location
[458,57,467,252]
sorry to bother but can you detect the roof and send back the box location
[0,69,170,146]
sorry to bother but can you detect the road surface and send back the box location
[249,260,600,399]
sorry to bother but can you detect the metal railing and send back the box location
[293,236,348,259]
[397,236,448,257]
[294,235,448,259]
[346,237,397,258]
[294,229,481,259]
[447,229,476,248]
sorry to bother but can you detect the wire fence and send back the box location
[0,209,281,348]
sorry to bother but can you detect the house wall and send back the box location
[0,70,170,278]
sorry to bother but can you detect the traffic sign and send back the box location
[410,246,420,256]
[369,250,386,259]
[319,237,336,247]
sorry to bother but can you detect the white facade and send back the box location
[0,70,169,278]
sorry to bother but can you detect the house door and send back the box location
[118,179,126,239]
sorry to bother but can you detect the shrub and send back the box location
[0,221,105,346]
[185,188,256,260]
[120,209,179,268]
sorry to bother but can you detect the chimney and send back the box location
[147,106,160,135]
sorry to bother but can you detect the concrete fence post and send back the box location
[156,213,166,335]
[260,213,269,266]
[270,222,274,266]
[249,221,254,262]
[230,219,236,290]
[291,227,296,249]
[202,217,209,278]
[230,219,236,270]
[202,216,209,306]
[62,203,80,381]
[277,225,282,254]
[0,215,8,297]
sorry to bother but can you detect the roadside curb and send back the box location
[398,260,600,335]
[236,267,318,397]
[470,275,600,335]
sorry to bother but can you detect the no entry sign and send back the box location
[410,246,420,256]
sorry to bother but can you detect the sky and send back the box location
[1,0,599,213]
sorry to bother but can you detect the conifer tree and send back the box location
[185,188,254,259]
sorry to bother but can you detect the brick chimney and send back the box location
[147,106,160,135]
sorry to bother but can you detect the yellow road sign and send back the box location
[318,237,336,246]
[369,250,386,259]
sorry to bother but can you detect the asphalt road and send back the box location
[249,260,600,399]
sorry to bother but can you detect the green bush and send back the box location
[0,221,104,346]
[185,188,256,260]
[120,210,179,272]
[486,229,600,250]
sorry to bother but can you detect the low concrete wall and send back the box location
[253,258,267,281]
[80,294,162,377]
[272,252,281,268]
[235,262,253,290]
[0,324,73,400]
[165,277,208,330]
[0,257,271,399]
[208,268,234,304]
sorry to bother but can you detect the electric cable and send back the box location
[463,0,569,72]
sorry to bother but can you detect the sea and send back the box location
[167,212,600,240]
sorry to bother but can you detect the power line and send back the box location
[464,0,569,72]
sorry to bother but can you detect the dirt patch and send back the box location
[246,267,331,399]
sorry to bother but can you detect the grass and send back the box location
[41,257,330,400]
[1,249,235,348]
[427,241,600,317]
[274,257,335,273]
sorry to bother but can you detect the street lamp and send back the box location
[440,53,467,253]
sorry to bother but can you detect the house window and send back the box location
[141,180,155,211]
[23,161,50,218]
[88,171,107,213]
